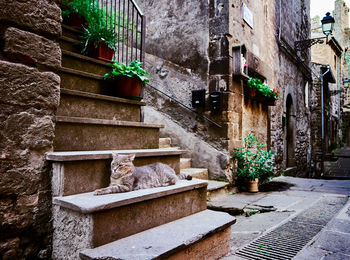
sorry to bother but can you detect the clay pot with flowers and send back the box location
[246,78,279,105]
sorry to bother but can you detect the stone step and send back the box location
[159,137,171,148]
[54,116,162,151]
[62,49,112,76]
[47,148,185,196]
[62,24,82,41]
[207,180,230,201]
[181,168,209,180]
[58,88,144,122]
[58,66,105,94]
[52,179,209,259]
[180,157,192,169]
[59,35,80,53]
[79,209,236,260]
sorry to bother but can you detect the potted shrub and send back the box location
[104,60,151,100]
[233,133,276,192]
[80,20,119,61]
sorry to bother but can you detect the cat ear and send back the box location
[112,153,119,160]
[128,154,136,161]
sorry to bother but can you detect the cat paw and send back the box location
[93,189,104,196]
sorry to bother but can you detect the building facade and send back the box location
[137,0,312,180]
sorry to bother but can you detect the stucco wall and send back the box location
[0,0,61,258]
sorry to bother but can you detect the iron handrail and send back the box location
[145,83,222,128]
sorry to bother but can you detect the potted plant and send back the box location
[104,60,151,100]
[233,133,276,192]
[80,20,119,61]
[62,0,94,29]
[246,77,280,105]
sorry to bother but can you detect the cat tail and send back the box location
[178,173,192,181]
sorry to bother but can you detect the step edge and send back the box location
[55,116,163,128]
[59,66,103,80]
[46,148,186,161]
[62,24,82,34]
[60,35,80,44]
[207,180,230,191]
[62,49,113,68]
[61,88,146,106]
[79,209,236,260]
[53,179,208,214]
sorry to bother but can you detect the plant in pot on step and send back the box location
[80,19,120,61]
[233,133,275,192]
[104,60,151,100]
[61,0,95,29]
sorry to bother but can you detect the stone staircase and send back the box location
[160,138,231,201]
[47,24,235,259]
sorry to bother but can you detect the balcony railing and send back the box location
[62,0,145,65]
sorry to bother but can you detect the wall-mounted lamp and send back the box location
[295,12,335,51]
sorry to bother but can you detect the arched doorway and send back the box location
[286,94,296,167]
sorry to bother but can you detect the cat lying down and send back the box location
[94,153,192,195]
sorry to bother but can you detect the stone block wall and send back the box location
[0,0,61,258]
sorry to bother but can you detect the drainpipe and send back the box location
[320,66,330,176]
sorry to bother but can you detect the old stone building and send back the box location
[0,0,62,258]
[137,0,312,179]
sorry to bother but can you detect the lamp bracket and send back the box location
[294,36,327,51]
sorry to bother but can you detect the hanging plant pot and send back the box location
[247,178,259,193]
[247,88,257,98]
[266,97,276,106]
[88,42,115,61]
[68,12,88,29]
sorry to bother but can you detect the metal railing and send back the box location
[62,0,145,65]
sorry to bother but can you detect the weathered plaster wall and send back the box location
[136,0,209,77]
[242,101,268,144]
[0,0,61,258]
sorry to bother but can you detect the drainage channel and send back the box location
[235,196,348,260]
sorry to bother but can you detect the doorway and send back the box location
[286,94,296,167]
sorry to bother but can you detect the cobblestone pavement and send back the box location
[217,177,350,259]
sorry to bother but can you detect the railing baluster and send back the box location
[126,0,130,65]
[131,6,134,61]
[117,0,121,62]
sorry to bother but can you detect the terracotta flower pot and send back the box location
[247,178,259,193]
[68,12,88,29]
[109,76,142,99]
[248,88,257,97]
[89,42,115,61]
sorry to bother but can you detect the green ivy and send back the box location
[104,60,151,85]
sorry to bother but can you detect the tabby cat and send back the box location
[94,153,191,195]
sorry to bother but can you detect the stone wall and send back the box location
[136,0,312,179]
[0,0,61,258]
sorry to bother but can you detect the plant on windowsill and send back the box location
[246,77,279,105]
[104,60,151,100]
[233,133,276,192]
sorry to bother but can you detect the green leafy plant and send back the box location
[247,77,279,99]
[233,133,276,183]
[81,21,119,54]
[62,0,97,23]
[104,60,151,85]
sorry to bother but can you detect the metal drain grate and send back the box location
[235,196,348,260]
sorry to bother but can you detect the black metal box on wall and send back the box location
[209,91,222,112]
[192,89,206,108]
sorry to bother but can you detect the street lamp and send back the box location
[295,12,335,51]
[321,12,335,42]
